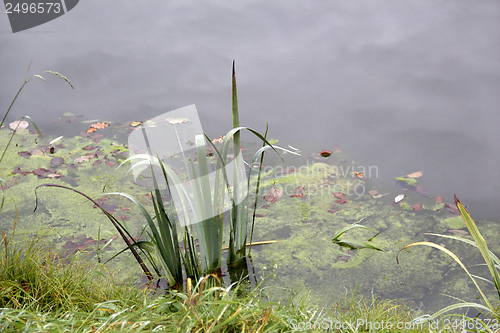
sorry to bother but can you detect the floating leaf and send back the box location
[212,135,225,143]
[320,150,332,158]
[92,198,118,214]
[394,192,406,204]
[264,184,283,202]
[416,185,428,197]
[32,168,49,177]
[51,157,64,165]
[9,120,29,130]
[129,121,142,127]
[406,171,423,178]
[18,151,31,158]
[291,186,305,197]
[328,208,340,213]
[86,122,109,133]
[47,173,63,178]
[82,146,96,151]
[368,190,378,196]
[49,136,63,144]
[412,203,423,211]
[28,148,45,156]
[445,203,459,215]
[332,219,383,251]
[353,171,364,178]
[335,198,347,204]
[333,193,347,200]
[74,155,95,163]
[435,196,443,203]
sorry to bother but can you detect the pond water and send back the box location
[0,118,499,316]
[1,0,500,316]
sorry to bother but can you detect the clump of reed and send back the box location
[34,62,298,289]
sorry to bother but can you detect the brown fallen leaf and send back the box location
[9,120,29,130]
[86,122,109,133]
[333,193,347,200]
[291,186,305,198]
[368,190,379,196]
[416,185,428,197]
[264,184,283,203]
[32,168,49,177]
[406,171,423,178]
[445,203,459,215]
[412,203,423,211]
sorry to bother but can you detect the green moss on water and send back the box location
[0,127,150,265]
[442,216,465,229]
[396,176,417,187]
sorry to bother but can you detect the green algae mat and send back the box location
[1,116,499,316]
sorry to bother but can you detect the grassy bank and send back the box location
[0,233,431,333]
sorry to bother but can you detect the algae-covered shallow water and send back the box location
[1,116,499,316]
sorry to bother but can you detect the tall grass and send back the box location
[397,195,500,321]
[0,229,146,314]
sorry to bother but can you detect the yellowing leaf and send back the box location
[129,121,142,127]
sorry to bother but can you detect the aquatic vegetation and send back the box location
[331,218,383,251]
[397,195,500,321]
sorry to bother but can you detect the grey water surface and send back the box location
[1,2,499,220]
